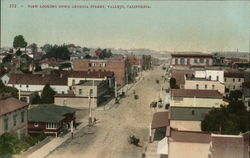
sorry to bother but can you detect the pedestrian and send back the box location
[71,132,73,139]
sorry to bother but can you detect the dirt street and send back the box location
[47,66,166,158]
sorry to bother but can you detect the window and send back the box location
[216,76,219,81]
[3,118,8,130]
[26,85,29,88]
[194,59,198,63]
[102,63,106,67]
[175,58,178,65]
[238,78,241,82]
[72,79,75,85]
[191,110,195,115]
[21,111,25,123]
[89,89,93,96]
[13,114,17,126]
[206,59,209,65]
[92,63,96,67]
[79,89,82,95]
[187,59,190,65]
[208,76,212,80]
[200,58,204,63]
[233,78,235,82]
[46,122,59,129]
[88,63,91,67]
[180,58,185,65]
[34,122,38,127]
[233,86,235,89]
[196,84,199,89]
[205,84,207,89]
[212,85,215,90]
[20,84,22,88]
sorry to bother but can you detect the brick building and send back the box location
[72,59,127,85]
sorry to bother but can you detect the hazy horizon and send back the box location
[1,1,249,52]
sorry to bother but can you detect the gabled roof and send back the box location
[8,73,67,85]
[171,89,223,98]
[28,104,77,122]
[0,97,28,115]
[170,69,194,85]
[68,71,114,78]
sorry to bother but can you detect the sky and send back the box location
[1,0,249,52]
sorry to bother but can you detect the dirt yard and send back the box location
[47,66,167,158]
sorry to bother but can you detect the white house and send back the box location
[195,70,224,83]
[7,73,69,94]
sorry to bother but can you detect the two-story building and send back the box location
[55,80,113,108]
[170,89,228,131]
[184,76,225,94]
[224,72,245,93]
[72,59,127,85]
[0,96,28,138]
[171,54,213,67]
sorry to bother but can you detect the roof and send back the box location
[28,104,77,122]
[151,111,169,129]
[170,69,194,85]
[224,72,244,78]
[68,71,114,78]
[39,57,64,64]
[171,54,213,58]
[170,106,212,121]
[77,80,103,86]
[211,134,244,158]
[170,130,211,143]
[0,97,28,115]
[171,89,223,98]
[8,73,67,85]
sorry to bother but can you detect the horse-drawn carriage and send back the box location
[128,135,140,146]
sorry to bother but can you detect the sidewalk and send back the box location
[26,121,89,158]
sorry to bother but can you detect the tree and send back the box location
[84,54,91,59]
[13,35,28,49]
[40,84,56,104]
[229,90,242,101]
[99,49,112,59]
[42,45,71,60]
[34,65,42,72]
[0,81,18,98]
[0,133,22,155]
[15,49,23,56]
[2,54,13,63]
[83,47,90,52]
[42,44,53,53]
[201,101,249,135]
[169,78,179,89]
